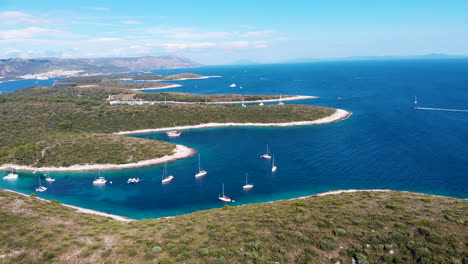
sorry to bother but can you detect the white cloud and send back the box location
[0,11,54,25]
[172,32,231,39]
[91,38,122,42]
[162,42,217,50]
[83,6,110,11]
[253,40,268,48]
[0,27,64,40]
[221,41,250,48]
[242,30,276,38]
[122,20,143,25]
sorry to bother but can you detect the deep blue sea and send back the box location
[1,60,467,219]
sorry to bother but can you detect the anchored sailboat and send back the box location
[278,95,284,105]
[242,173,254,190]
[414,96,418,104]
[93,171,107,185]
[3,168,18,180]
[45,171,55,183]
[261,144,272,159]
[271,156,277,172]
[195,154,207,178]
[161,162,174,184]
[35,176,47,192]
[218,183,231,202]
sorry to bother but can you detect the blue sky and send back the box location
[0,0,467,64]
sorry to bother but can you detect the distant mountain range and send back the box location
[0,55,200,81]
[288,54,468,63]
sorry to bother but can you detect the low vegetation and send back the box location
[0,84,334,167]
[0,190,465,263]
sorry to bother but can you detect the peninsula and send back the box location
[0,82,349,171]
[0,189,465,263]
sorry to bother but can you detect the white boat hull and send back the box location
[261,154,272,159]
[3,173,18,180]
[195,170,207,178]
[219,196,231,202]
[243,184,254,190]
[36,186,47,192]
[162,176,174,184]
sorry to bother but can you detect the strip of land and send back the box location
[131,84,182,91]
[116,109,351,135]
[2,189,133,222]
[0,145,195,172]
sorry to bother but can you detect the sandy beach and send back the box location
[132,84,183,91]
[116,109,352,135]
[0,145,196,172]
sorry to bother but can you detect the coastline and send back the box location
[132,84,182,91]
[204,95,318,104]
[115,109,352,135]
[130,75,222,82]
[0,144,196,172]
[1,189,133,222]
[2,188,463,223]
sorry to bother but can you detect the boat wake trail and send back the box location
[414,107,468,112]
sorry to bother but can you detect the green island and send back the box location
[0,190,465,263]
[0,82,335,168]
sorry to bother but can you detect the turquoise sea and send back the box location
[1,59,467,219]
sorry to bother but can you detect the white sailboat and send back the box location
[259,102,264,106]
[271,156,277,172]
[242,173,254,190]
[3,169,18,180]
[218,183,231,202]
[230,83,237,88]
[166,131,182,137]
[414,96,418,104]
[261,144,272,159]
[127,178,140,184]
[161,163,174,184]
[278,95,284,105]
[195,154,207,178]
[93,171,107,185]
[241,99,246,107]
[35,177,47,192]
[45,171,55,183]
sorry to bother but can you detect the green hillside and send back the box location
[0,190,465,263]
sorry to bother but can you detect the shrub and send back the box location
[152,246,162,254]
[159,257,175,264]
[333,228,347,236]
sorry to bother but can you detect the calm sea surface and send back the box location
[1,60,467,219]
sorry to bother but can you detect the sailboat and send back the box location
[261,144,272,159]
[93,171,107,185]
[161,163,174,184]
[195,154,207,178]
[278,95,284,105]
[241,99,246,107]
[3,168,18,180]
[271,156,277,172]
[242,173,254,190]
[218,183,231,202]
[35,176,47,192]
[414,96,418,104]
[230,83,237,88]
[259,102,264,106]
[45,171,55,183]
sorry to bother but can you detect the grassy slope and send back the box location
[0,190,465,263]
[0,86,334,167]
